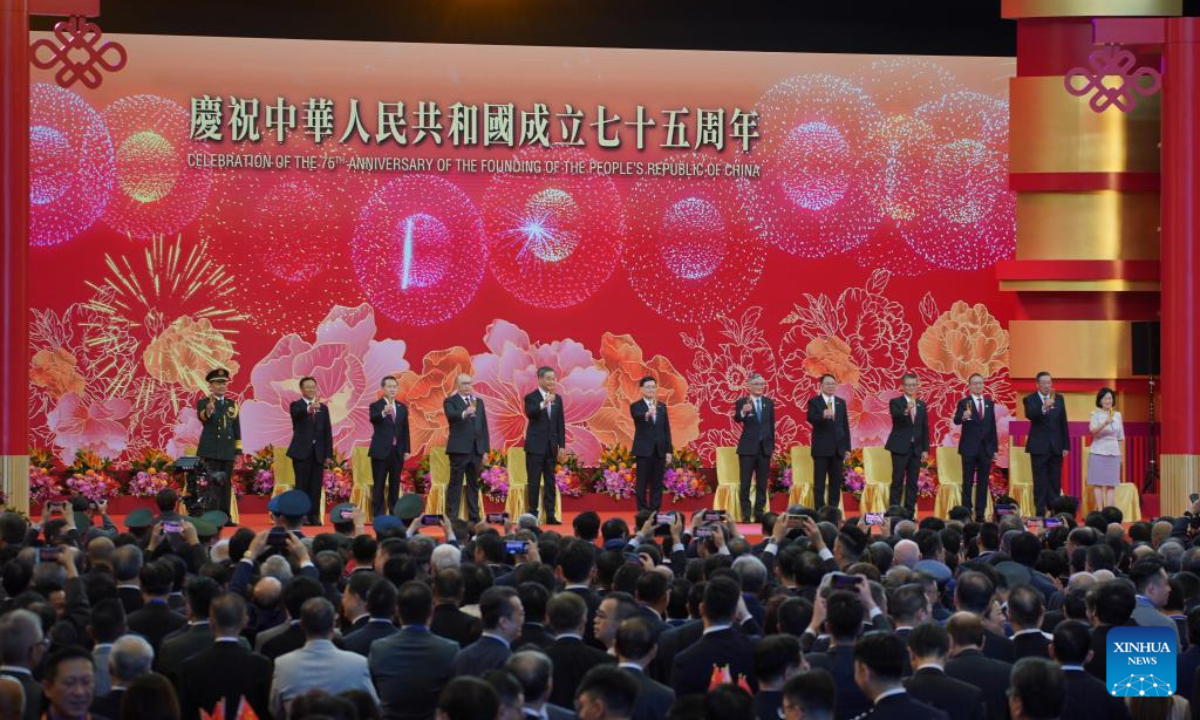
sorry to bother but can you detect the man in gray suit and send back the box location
[0,609,45,720]
[452,587,525,676]
[270,598,378,719]
[370,581,460,720]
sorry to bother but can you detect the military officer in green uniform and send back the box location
[197,368,240,517]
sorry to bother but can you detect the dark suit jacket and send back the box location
[945,649,1013,720]
[1062,667,1130,720]
[368,399,412,459]
[445,395,490,456]
[982,628,1015,662]
[904,667,986,720]
[514,622,556,651]
[805,645,870,720]
[1023,391,1070,455]
[630,400,672,458]
[733,396,775,456]
[118,585,145,615]
[885,396,930,456]
[178,641,273,720]
[370,626,460,720]
[806,395,851,458]
[452,635,512,677]
[91,688,124,719]
[867,691,950,720]
[651,619,703,685]
[157,622,249,686]
[564,586,604,650]
[342,618,398,657]
[525,389,566,455]
[671,627,757,697]
[754,690,782,720]
[286,398,334,462]
[623,666,675,720]
[546,636,616,708]
[430,603,483,648]
[1011,630,1051,661]
[261,623,307,661]
[0,668,41,720]
[1085,623,1130,680]
[954,395,999,458]
[128,600,187,654]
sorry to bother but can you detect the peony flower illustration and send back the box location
[839,285,912,387]
[165,406,202,458]
[30,347,86,399]
[919,300,1009,381]
[471,320,608,465]
[239,304,408,456]
[845,385,894,449]
[395,347,474,456]
[142,315,240,393]
[587,332,700,453]
[797,334,861,386]
[47,392,132,462]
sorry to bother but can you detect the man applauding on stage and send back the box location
[369,375,410,518]
[525,366,566,524]
[445,374,489,523]
[806,373,851,510]
[287,376,333,525]
[631,376,673,514]
[953,373,999,521]
[1024,371,1069,517]
[197,368,240,519]
[733,372,774,522]
[885,373,929,514]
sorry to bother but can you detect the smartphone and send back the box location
[163,520,184,534]
[505,540,528,555]
[420,514,444,527]
[1045,517,1064,529]
[995,504,1017,518]
[695,525,716,539]
[702,510,727,522]
[38,546,62,563]
[655,512,675,525]
[623,551,642,565]
[830,572,863,590]
[486,512,509,524]
[864,513,884,526]
[267,528,289,549]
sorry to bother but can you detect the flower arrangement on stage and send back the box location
[243,446,276,496]
[323,450,353,503]
[29,466,62,505]
[402,455,432,495]
[128,469,173,498]
[918,452,939,499]
[66,449,111,476]
[664,446,708,501]
[595,445,636,500]
[843,449,866,499]
[66,469,120,504]
[129,447,172,474]
[30,447,60,471]
[480,449,510,503]
[988,465,1009,500]
[770,451,793,495]
[555,452,588,498]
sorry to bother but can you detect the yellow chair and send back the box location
[860,448,892,514]
[505,447,562,524]
[788,447,815,509]
[185,445,240,526]
[422,447,482,521]
[933,446,994,519]
[349,446,375,522]
[270,446,325,523]
[1008,443,1036,518]
[1080,442,1141,520]
[713,447,750,521]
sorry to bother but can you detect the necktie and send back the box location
[909,400,916,421]
[976,398,982,417]
[754,397,761,421]
[546,393,552,419]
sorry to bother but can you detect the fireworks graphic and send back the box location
[198,139,374,333]
[353,175,487,326]
[849,57,956,114]
[749,74,884,258]
[482,146,625,309]
[29,83,114,247]
[624,156,762,324]
[101,94,212,238]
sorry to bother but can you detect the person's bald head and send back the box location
[946,612,984,653]
[86,537,115,569]
[1066,572,1096,592]
[893,540,919,569]
[894,521,917,539]
[253,577,283,608]
[1152,521,1174,549]
[0,676,24,720]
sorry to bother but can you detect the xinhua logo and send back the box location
[1107,626,1177,697]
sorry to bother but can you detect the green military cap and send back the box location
[201,510,230,528]
[190,517,219,539]
[394,495,424,522]
[125,508,155,530]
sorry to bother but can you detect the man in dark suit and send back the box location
[514,583,555,651]
[1009,657,1068,720]
[1023,371,1069,517]
[807,373,851,510]
[944,613,1013,720]
[854,632,949,720]
[1008,586,1052,661]
[197,367,240,516]
[178,593,273,720]
[545,592,615,708]
[525,366,567,524]
[444,374,490,523]
[0,609,46,720]
[615,618,675,720]
[904,623,985,720]
[1051,620,1129,720]
[452,587,523,676]
[672,578,757,697]
[751,635,802,720]
[287,375,335,525]
[804,590,872,720]
[92,634,154,719]
[733,372,775,523]
[507,651,577,720]
[368,375,411,518]
[370,581,460,720]
[127,560,187,654]
[156,577,230,687]
[630,376,673,514]
[343,577,398,657]
[430,568,483,648]
[953,373,999,521]
[885,373,930,514]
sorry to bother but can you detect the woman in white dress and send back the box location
[1088,387,1124,510]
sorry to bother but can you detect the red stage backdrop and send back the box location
[27,35,1017,471]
